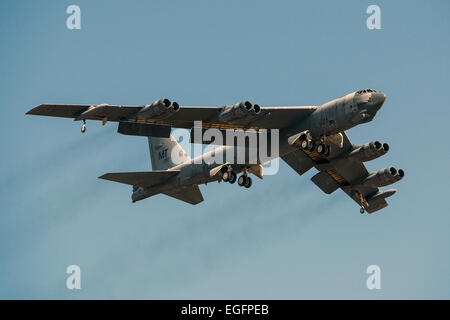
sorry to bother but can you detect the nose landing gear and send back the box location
[81,120,86,133]
[301,139,316,152]
[317,143,330,156]
[299,133,330,156]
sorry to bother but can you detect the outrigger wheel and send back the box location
[358,192,367,214]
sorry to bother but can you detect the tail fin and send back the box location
[148,135,190,170]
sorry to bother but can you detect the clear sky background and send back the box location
[0,0,449,299]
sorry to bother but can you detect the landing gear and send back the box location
[301,139,309,150]
[357,191,368,214]
[317,143,325,154]
[222,170,237,184]
[317,143,330,156]
[228,172,237,184]
[244,176,252,188]
[301,139,316,152]
[237,175,252,188]
[222,167,254,188]
[300,136,331,155]
[238,175,246,186]
[81,120,86,133]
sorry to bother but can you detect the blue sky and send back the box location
[0,0,449,299]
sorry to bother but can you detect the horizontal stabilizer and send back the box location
[99,170,179,188]
[163,185,204,205]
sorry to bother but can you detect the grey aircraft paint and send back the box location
[26,88,404,213]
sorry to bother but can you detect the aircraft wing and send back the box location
[27,104,147,122]
[282,132,389,213]
[26,104,317,130]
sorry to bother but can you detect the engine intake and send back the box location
[361,166,405,188]
[217,100,261,123]
[137,98,180,120]
[347,140,389,162]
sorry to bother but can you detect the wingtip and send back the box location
[98,173,109,180]
[25,104,43,115]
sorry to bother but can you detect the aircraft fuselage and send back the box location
[132,89,387,202]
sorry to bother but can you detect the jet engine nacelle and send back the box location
[217,100,261,123]
[361,167,405,188]
[347,140,389,162]
[137,98,180,120]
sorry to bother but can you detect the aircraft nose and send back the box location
[371,92,386,110]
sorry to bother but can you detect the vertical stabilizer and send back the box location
[148,135,190,170]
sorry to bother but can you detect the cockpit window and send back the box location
[357,88,376,94]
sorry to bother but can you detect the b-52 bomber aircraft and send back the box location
[26,88,404,213]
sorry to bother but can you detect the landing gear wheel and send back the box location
[81,125,86,133]
[308,141,316,152]
[244,176,252,188]
[317,143,326,155]
[360,207,365,214]
[238,175,246,186]
[324,145,330,156]
[301,140,309,150]
[222,172,229,182]
[228,172,237,184]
